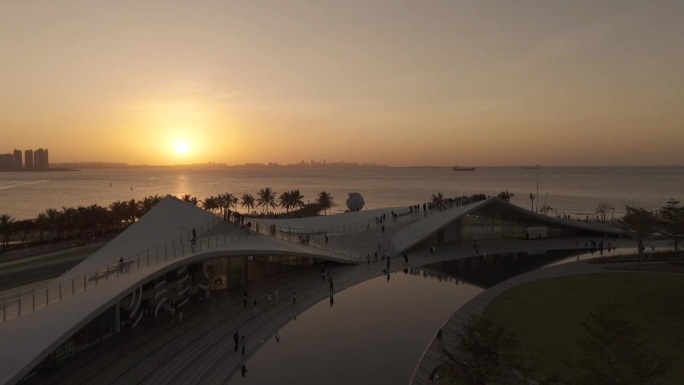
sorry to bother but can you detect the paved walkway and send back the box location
[408,258,670,385]
[25,237,635,385]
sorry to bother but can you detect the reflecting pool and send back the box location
[228,269,483,385]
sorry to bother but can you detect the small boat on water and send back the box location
[453,166,476,171]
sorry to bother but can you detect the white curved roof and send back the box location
[0,197,621,384]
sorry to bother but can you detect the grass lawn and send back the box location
[483,272,684,384]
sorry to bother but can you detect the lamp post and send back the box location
[535,166,540,213]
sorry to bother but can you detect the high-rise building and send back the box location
[13,150,22,169]
[0,153,13,169]
[25,150,34,170]
[34,148,49,170]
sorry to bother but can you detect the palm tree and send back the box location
[180,194,198,206]
[201,196,219,213]
[109,200,129,231]
[223,193,238,212]
[140,196,157,215]
[529,193,536,212]
[35,213,47,242]
[150,194,164,206]
[291,189,305,210]
[620,206,658,262]
[257,188,277,214]
[316,191,334,215]
[127,199,141,223]
[497,190,514,202]
[61,207,77,241]
[90,204,110,237]
[279,191,292,213]
[75,205,96,242]
[430,192,444,205]
[44,208,60,244]
[15,219,34,246]
[0,214,14,249]
[241,193,256,213]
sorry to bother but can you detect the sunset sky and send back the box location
[2,0,682,166]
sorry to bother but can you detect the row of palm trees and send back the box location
[193,189,334,216]
[0,195,167,249]
[1,190,335,250]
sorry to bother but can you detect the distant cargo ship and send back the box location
[452,166,476,171]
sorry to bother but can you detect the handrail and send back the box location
[0,213,223,322]
[0,198,487,322]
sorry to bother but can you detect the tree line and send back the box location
[0,189,335,251]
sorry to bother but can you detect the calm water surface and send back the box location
[228,269,482,385]
[1,166,682,219]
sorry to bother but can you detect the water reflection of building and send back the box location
[423,250,579,288]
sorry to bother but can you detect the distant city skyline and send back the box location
[2,1,683,166]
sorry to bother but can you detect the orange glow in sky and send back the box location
[2,1,683,166]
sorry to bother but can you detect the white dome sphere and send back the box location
[346,192,365,211]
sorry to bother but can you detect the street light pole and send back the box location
[536,166,540,213]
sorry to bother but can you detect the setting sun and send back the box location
[174,140,191,155]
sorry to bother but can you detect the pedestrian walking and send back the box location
[293,292,297,305]
[241,335,246,357]
[325,234,328,244]
[243,292,248,308]
[367,253,370,264]
[276,328,281,343]
[267,291,272,305]
[404,253,408,263]
[233,330,239,351]
[329,279,334,293]
[253,300,258,316]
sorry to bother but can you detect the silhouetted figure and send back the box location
[293,292,297,305]
[329,294,334,307]
[118,257,124,273]
[233,331,239,351]
[276,328,281,343]
[241,336,246,357]
[325,234,328,244]
[192,227,197,242]
[243,292,248,307]
[329,280,334,293]
[404,253,408,263]
[241,364,248,377]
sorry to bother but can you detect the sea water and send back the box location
[0,166,682,220]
